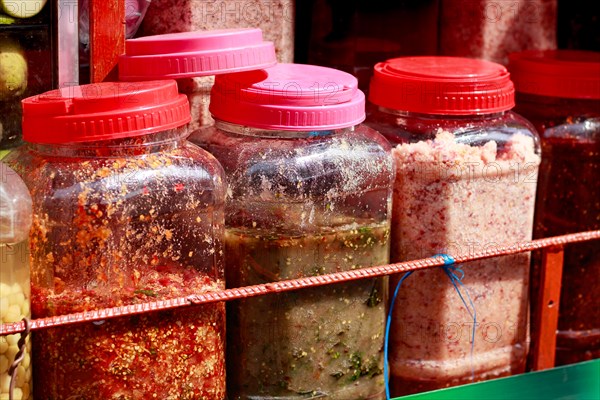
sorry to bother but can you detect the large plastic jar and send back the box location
[0,162,33,400]
[4,81,227,399]
[191,64,394,399]
[365,56,541,395]
[509,50,600,366]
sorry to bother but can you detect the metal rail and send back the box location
[2,230,598,336]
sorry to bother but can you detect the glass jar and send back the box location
[191,64,394,400]
[0,162,33,400]
[4,81,227,399]
[509,50,600,366]
[365,56,541,396]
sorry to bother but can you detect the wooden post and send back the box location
[89,0,125,82]
[531,247,564,371]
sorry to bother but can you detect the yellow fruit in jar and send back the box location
[5,334,18,347]
[4,346,17,367]
[0,283,10,296]
[3,304,21,323]
[0,355,7,375]
[0,373,9,392]
[0,13,16,24]
[0,297,8,319]
[21,351,29,369]
[0,0,46,19]
[0,39,27,100]
[15,365,25,389]
[21,385,30,400]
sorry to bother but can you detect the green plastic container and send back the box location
[394,360,599,400]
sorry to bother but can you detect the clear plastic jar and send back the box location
[509,50,600,366]
[365,56,541,395]
[4,81,227,399]
[0,162,33,400]
[191,64,394,399]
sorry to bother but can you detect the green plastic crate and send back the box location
[394,359,600,400]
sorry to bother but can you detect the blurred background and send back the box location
[0,0,598,151]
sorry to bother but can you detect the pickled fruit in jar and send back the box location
[227,222,390,399]
[4,81,227,399]
[0,162,33,400]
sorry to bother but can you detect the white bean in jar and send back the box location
[0,241,32,400]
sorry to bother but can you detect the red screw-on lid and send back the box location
[209,63,366,131]
[369,56,515,115]
[22,81,190,144]
[508,50,600,99]
[119,28,277,81]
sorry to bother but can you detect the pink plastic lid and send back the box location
[22,81,190,144]
[119,28,277,81]
[209,63,365,131]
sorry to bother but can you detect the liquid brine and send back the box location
[226,222,390,400]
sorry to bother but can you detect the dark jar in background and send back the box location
[510,50,600,366]
[4,81,227,399]
[366,56,541,396]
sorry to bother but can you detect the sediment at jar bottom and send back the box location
[390,358,525,397]
[225,223,390,400]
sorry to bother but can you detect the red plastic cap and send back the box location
[369,56,515,115]
[22,81,191,144]
[119,28,277,81]
[508,50,600,99]
[209,63,366,131]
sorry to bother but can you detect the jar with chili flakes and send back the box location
[365,56,541,396]
[509,50,600,366]
[3,80,227,399]
[191,63,394,399]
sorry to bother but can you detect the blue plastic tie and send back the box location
[383,254,477,400]
[384,270,413,400]
[441,262,477,380]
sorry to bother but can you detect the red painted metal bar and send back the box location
[1,230,598,337]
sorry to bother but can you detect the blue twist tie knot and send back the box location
[384,254,477,400]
